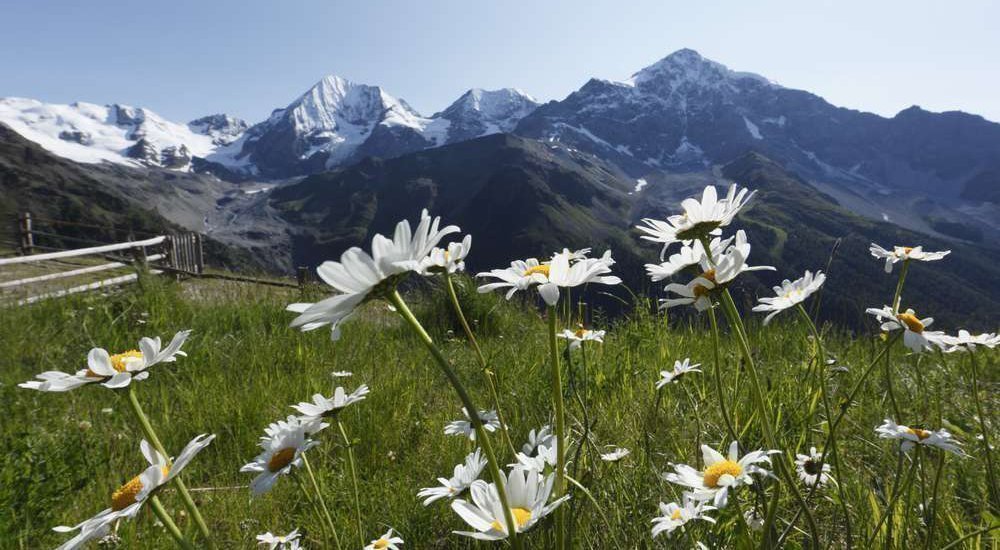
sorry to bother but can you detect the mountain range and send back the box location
[2,49,998,326]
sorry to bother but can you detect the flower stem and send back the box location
[336,419,365,548]
[444,273,516,456]
[968,351,999,511]
[707,306,739,443]
[149,495,196,550]
[301,452,342,550]
[717,289,820,549]
[548,305,568,550]
[126,386,213,544]
[796,304,853,546]
[293,472,334,545]
[388,291,522,549]
[865,451,919,547]
[891,260,911,314]
[924,450,946,549]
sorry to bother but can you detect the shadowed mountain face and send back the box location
[267,133,1000,329]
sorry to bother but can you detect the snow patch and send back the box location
[743,116,763,140]
[634,178,648,193]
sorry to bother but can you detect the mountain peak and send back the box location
[436,88,539,140]
[629,48,777,89]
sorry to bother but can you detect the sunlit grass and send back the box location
[0,276,996,548]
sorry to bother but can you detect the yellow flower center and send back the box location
[524,264,550,277]
[268,447,297,472]
[906,428,932,440]
[489,507,533,532]
[900,246,914,254]
[703,459,743,488]
[670,509,683,520]
[692,269,716,297]
[897,313,924,333]
[574,327,587,339]
[87,350,143,378]
[373,539,390,549]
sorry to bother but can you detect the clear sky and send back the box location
[2,0,997,123]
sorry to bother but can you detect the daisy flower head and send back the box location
[242,416,323,495]
[651,496,717,538]
[600,446,631,462]
[418,448,487,505]
[876,419,962,454]
[752,270,826,325]
[663,441,778,508]
[866,306,949,353]
[521,425,555,456]
[365,528,403,550]
[451,468,570,540]
[637,183,756,257]
[645,235,734,281]
[257,528,301,549]
[869,243,950,273]
[288,210,459,340]
[423,234,472,274]
[292,384,369,421]
[557,325,606,350]
[744,508,766,532]
[444,408,501,441]
[795,447,832,487]
[943,330,1000,353]
[53,434,214,549]
[20,330,191,392]
[511,443,558,473]
[656,358,702,389]
[477,249,620,306]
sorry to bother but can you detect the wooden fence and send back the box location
[1,212,207,306]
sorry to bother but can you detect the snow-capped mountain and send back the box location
[435,88,539,144]
[0,98,248,171]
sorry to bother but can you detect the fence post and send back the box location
[194,233,205,274]
[19,212,34,255]
[297,266,309,290]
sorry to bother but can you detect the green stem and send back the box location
[388,291,522,549]
[445,274,516,456]
[797,305,854,547]
[301,452,342,550]
[717,290,821,549]
[293,472,333,544]
[707,306,739,443]
[924,451,946,549]
[126,386,213,544]
[149,495,196,550]
[891,260,910,314]
[968,351,999,511]
[337,419,365,548]
[548,305,567,550]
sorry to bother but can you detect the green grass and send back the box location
[0,275,996,549]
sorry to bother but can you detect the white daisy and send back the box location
[478,250,620,306]
[330,371,353,378]
[663,441,778,508]
[511,443,558,473]
[288,210,459,340]
[943,330,1000,353]
[875,418,963,454]
[794,447,832,487]
[599,446,631,462]
[418,449,487,505]
[752,270,826,325]
[557,326,606,350]
[650,497,716,538]
[257,528,302,549]
[364,528,403,550]
[866,306,950,353]
[521,425,555,456]
[645,235,734,281]
[661,230,774,311]
[744,508,766,532]
[656,358,702,388]
[444,408,501,441]
[451,468,570,540]
[241,416,324,495]
[53,434,214,549]
[869,243,950,273]
[637,184,755,257]
[20,330,191,392]
[422,234,472,274]
[291,384,369,421]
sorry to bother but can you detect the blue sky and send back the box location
[3,0,997,123]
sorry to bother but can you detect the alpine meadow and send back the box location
[3,3,1000,548]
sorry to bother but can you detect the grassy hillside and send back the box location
[0,276,996,549]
